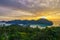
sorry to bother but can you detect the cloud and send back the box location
[0,6,34,17]
[0,0,60,20]
[0,0,60,11]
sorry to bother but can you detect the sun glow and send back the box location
[40,16,47,19]
[36,16,50,20]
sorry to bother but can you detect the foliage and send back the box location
[0,25,60,40]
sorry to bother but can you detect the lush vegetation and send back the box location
[0,25,60,40]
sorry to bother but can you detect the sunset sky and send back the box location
[0,0,60,25]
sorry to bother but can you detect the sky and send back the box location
[0,0,60,25]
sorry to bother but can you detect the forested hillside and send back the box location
[0,25,60,40]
